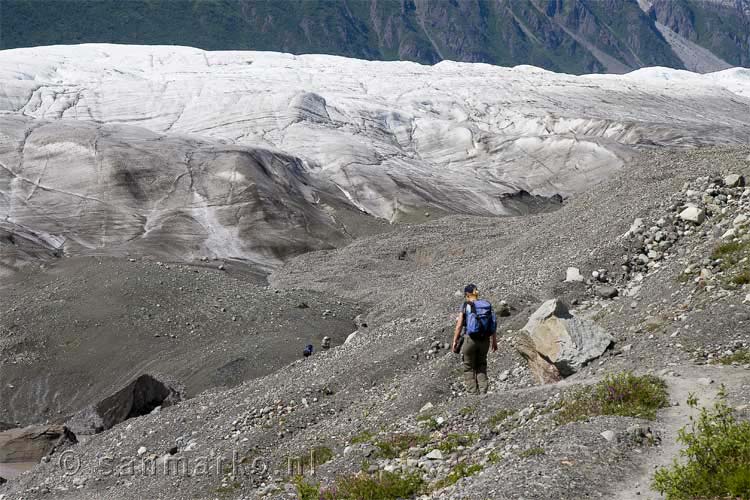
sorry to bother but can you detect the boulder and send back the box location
[734,214,748,227]
[596,286,619,299]
[678,206,705,225]
[497,300,511,317]
[66,374,182,435]
[515,299,614,383]
[0,425,77,477]
[425,449,443,460]
[565,267,584,283]
[724,174,745,188]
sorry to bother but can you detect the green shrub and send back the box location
[317,471,424,499]
[375,433,430,458]
[433,462,483,489]
[487,451,502,464]
[519,447,545,458]
[437,433,479,454]
[555,372,669,424]
[652,390,750,499]
[294,475,321,500]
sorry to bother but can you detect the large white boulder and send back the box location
[516,299,614,383]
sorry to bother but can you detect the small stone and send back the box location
[499,370,510,381]
[600,430,616,442]
[565,267,585,282]
[596,286,619,299]
[420,402,434,413]
[734,214,748,227]
[679,206,705,225]
[697,378,714,386]
[628,218,645,235]
[425,449,444,460]
[137,446,147,456]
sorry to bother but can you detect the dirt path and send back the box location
[611,365,749,500]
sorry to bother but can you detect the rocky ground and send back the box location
[0,146,749,499]
[0,256,363,428]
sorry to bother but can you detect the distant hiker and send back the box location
[321,336,331,350]
[303,344,314,358]
[451,284,498,395]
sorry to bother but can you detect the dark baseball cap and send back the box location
[464,284,478,294]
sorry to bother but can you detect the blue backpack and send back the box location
[465,299,497,338]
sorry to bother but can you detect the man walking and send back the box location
[451,284,498,395]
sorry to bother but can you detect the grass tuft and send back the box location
[555,372,669,425]
[375,433,430,459]
[487,409,514,427]
[350,430,375,444]
[717,348,750,365]
[433,462,483,489]
[436,433,479,454]
[519,447,545,458]
[295,471,425,499]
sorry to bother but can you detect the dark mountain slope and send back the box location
[649,0,750,68]
[0,0,697,74]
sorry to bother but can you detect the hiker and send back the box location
[303,344,314,358]
[451,284,498,395]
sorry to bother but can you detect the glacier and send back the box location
[1,44,750,271]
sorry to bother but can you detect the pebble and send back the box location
[600,430,616,442]
[420,402,434,413]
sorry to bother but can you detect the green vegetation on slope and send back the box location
[652,389,750,499]
[556,372,669,424]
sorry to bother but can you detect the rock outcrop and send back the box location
[0,425,77,478]
[516,299,614,383]
[66,375,182,435]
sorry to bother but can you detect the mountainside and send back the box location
[648,0,750,69]
[2,0,747,74]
